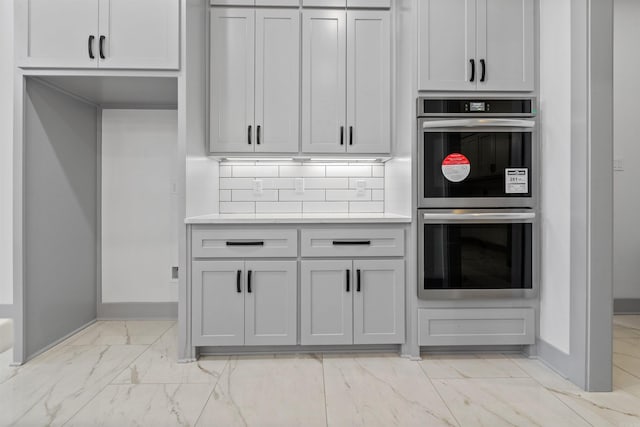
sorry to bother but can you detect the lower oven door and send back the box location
[419,209,537,299]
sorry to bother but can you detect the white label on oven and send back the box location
[505,168,529,194]
[442,153,471,183]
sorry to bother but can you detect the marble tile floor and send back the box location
[1,318,640,426]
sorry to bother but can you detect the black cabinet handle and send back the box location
[332,241,371,246]
[88,35,95,59]
[236,270,242,293]
[470,59,475,82]
[247,270,252,293]
[226,241,264,246]
[257,125,261,145]
[99,35,106,59]
[340,126,344,145]
[248,125,252,145]
[349,126,353,146]
[480,59,486,82]
[356,269,361,292]
[346,269,350,292]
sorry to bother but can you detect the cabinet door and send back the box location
[210,8,255,153]
[353,260,404,344]
[477,0,534,91]
[244,261,297,345]
[15,0,99,68]
[346,10,390,154]
[192,261,245,346]
[302,10,347,153]
[301,260,353,345]
[97,0,179,70]
[418,0,476,91]
[255,9,300,153]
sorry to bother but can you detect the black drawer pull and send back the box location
[346,269,350,292]
[226,241,265,247]
[470,59,475,82]
[332,241,371,246]
[480,59,486,82]
[257,125,261,145]
[236,270,242,293]
[247,270,252,293]
[349,126,353,145]
[248,125,252,145]
[340,126,344,145]
[356,269,361,292]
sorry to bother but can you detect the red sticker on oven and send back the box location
[441,153,471,182]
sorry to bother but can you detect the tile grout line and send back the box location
[416,359,463,427]
[321,354,329,427]
[193,357,231,426]
[504,355,597,427]
[60,321,176,426]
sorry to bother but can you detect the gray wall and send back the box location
[613,0,640,300]
[24,78,98,359]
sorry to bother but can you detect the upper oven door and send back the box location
[418,118,537,208]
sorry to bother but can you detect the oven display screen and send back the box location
[469,102,486,112]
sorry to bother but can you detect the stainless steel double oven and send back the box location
[417,98,538,299]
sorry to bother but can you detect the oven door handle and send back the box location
[422,212,536,222]
[422,119,535,129]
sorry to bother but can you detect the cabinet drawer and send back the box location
[192,228,298,258]
[418,308,535,346]
[301,227,404,257]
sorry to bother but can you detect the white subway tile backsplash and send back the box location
[279,189,325,201]
[256,201,302,214]
[279,165,326,177]
[232,165,279,177]
[232,189,279,202]
[326,189,372,201]
[349,201,384,213]
[219,163,385,213]
[348,178,384,189]
[326,165,372,177]
[372,165,384,177]
[220,202,255,214]
[303,201,349,213]
[304,177,349,189]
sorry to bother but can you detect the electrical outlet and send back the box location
[295,178,305,194]
[356,179,366,196]
[171,266,179,280]
[253,179,264,195]
[614,159,624,172]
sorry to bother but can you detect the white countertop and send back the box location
[185,213,412,224]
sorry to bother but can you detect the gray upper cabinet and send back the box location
[476,0,534,91]
[15,0,100,68]
[302,9,390,154]
[301,260,353,345]
[192,261,245,346]
[244,261,297,345]
[210,8,299,154]
[16,0,180,70]
[347,10,391,154]
[302,10,347,153]
[302,0,391,7]
[418,0,533,92]
[418,0,476,91]
[353,260,404,344]
[210,8,255,153]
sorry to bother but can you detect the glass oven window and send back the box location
[423,131,532,198]
[423,223,533,290]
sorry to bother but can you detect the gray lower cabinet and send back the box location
[301,259,404,345]
[192,260,297,346]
